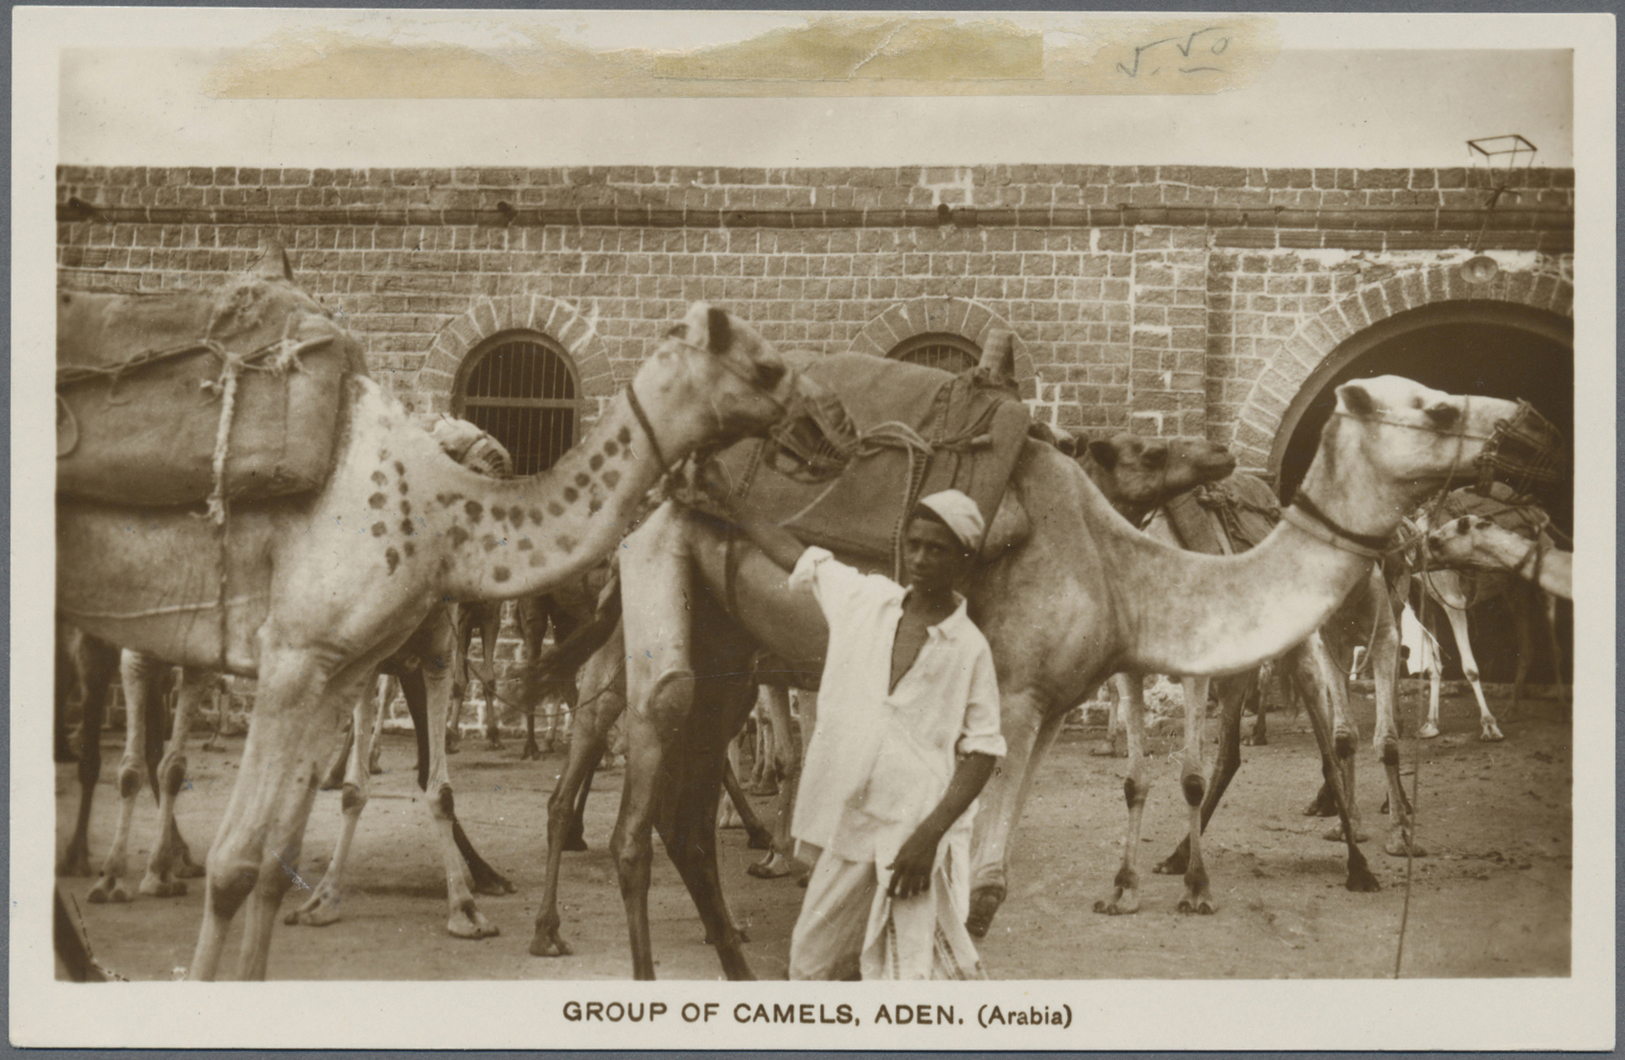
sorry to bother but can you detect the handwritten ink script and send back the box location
[1116,27,1232,79]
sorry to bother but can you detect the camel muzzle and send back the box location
[1474,399,1565,501]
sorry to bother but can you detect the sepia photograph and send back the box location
[14,6,1614,1051]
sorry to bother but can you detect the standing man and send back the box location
[713,483,1006,980]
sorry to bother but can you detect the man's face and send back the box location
[903,518,972,594]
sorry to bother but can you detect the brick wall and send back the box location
[57,163,1575,467]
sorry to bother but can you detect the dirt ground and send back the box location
[55,686,1571,981]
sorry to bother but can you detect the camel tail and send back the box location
[522,588,622,691]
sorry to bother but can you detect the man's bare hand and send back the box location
[885,826,943,901]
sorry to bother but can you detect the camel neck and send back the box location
[434,389,668,600]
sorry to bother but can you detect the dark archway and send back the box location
[1273,301,1573,532]
[1272,301,1573,685]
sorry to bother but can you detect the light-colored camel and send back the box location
[536,373,1524,978]
[1408,494,1561,741]
[57,256,809,980]
[289,423,525,937]
[1427,512,1572,599]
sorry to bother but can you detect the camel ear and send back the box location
[252,238,294,281]
[706,306,734,355]
[1086,439,1118,470]
[673,301,711,347]
[1423,402,1461,431]
[1338,383,1377,418]
[976,329,1018,390]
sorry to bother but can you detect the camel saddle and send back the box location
[1160,472,1281,556]
[711,352,1030,573]
[56,275,363,508]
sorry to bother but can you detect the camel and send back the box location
[1407,489,1562,741]
[57,251,811,980]
[1427,513,1572,599]
[531,369,1526,978]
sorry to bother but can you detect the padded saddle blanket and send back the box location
[714,352,1030,569]
[57,276,361,507]
[1161,472,1282,556]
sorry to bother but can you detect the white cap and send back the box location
[916,489,985,551]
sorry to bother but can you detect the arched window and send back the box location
[887,332,981,374]
[453,331,582,477]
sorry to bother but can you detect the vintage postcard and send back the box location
[13,7,1614,1051]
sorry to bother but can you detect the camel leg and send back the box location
[137,667,210,897]
[1155,670,1249,876]
[89,651,162,904]
[1176,676,1216,914]
[477,604,504,750]
[409,634,502,939]
[1439,602,1503,741]
[1091,680,1123,757]
[1243,663,1275,746]
[59,633,116,878]
[1509,587,1536,719]
[55,637,80,763]
[611,669,693,980]
[747,684,805,880]
[530,639,625,958]
[967,689,1063,936]
[1095,674,1150,915]
[1297,645,1381,891]
[1369,599,1426,858]
[657,721,756,979]
[190,644,357,981]
[285,674,383,927]
[720,753,773,850]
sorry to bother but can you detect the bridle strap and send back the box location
[625,382,671,473]
[1283,492,1389,560]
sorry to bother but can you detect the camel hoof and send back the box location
[1153,853,1188,875]
[1092,893,1139,916]
[58,849,94,878]
[1177,896,1217,915]
[138,877,188,898]
[1323,825,1370,843]
[448,909,500,940]
[1242,731,1267,747]
[87,879,128,905]
[1418,722,1441,739]
[747,854,800,880]
[1479,723,1505,742]
[1384,833,1428,858]
[966,887,1004,938]
[529,931,574,958]
[1089,740,1123,758]
[284,897,344,927]
[519,741,542,761]
[748,782,779,797]
[562,835,588,853]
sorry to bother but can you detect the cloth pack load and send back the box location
[712,352,1031,569]
[57,275,362,508]
[1161,473,1282,556]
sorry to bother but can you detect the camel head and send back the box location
[1297,377,1523,535]
[1080,433,1236,521]
[637,302,803,458]
[1425,514,1506,569]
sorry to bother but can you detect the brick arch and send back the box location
[410,295,615,416]
[848,296,1037,400]
[1230,262,1575,472]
